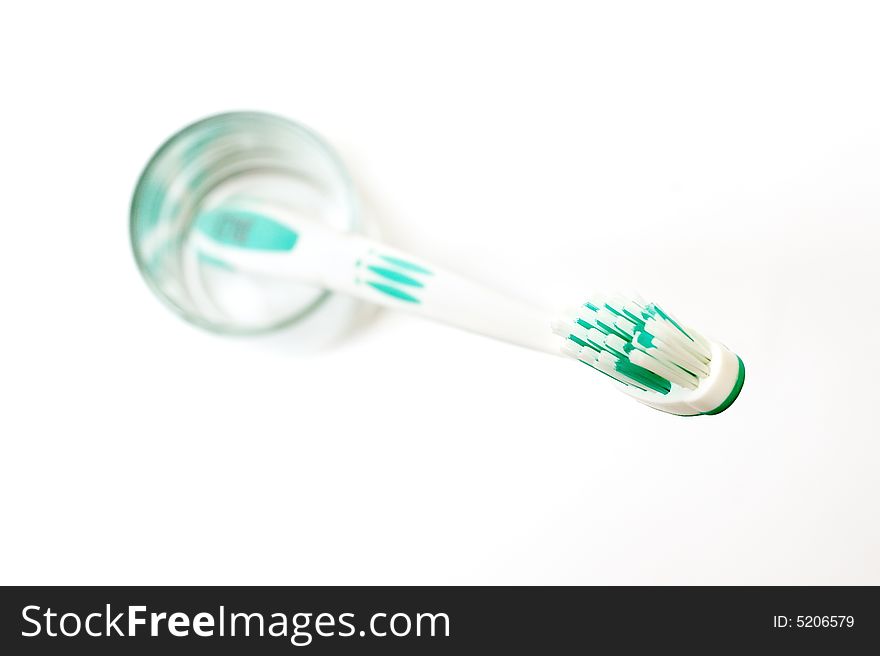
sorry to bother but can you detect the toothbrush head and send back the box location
[552,297,744,416]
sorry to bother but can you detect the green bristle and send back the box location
[560,296,711,396]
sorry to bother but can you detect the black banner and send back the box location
[1,586,876,653]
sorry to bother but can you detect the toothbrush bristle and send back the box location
[555,296,712,395]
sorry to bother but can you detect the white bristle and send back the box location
[556,296,715,397]
[560,339,583,358]
[630,349,698,390]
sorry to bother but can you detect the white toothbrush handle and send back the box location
[314,233,559,353]
[192,206,559,353]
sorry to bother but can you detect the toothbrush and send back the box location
[192,202,745,416]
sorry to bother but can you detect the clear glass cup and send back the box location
[130,111,361,334]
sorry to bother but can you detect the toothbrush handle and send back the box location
[316,234,559,354]
[192,205,559,353]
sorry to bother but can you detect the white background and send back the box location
[2,1,879,584]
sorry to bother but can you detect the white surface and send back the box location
[2,0,879,584]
